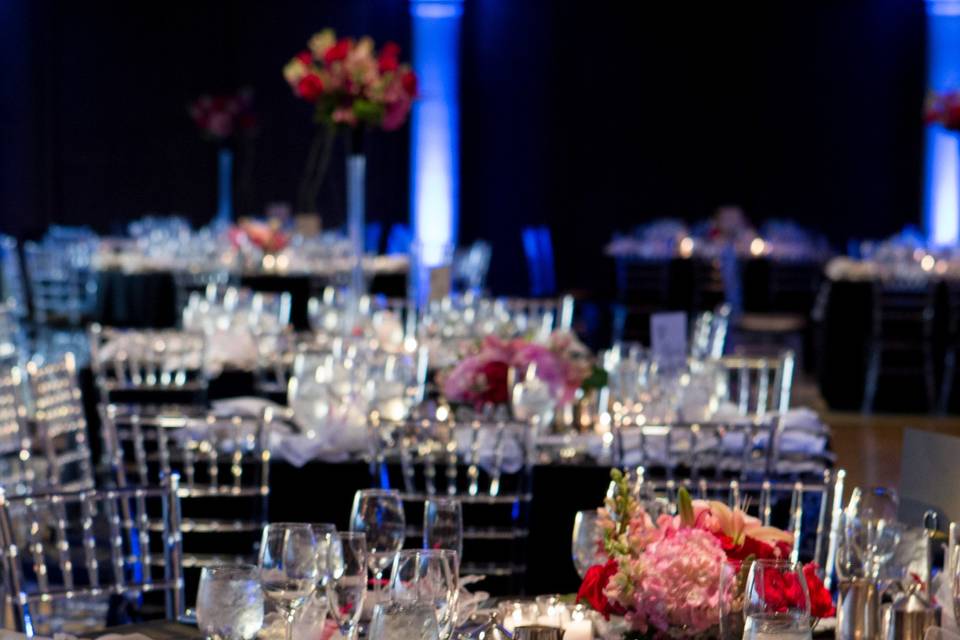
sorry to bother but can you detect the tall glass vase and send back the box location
[214,147,234,227]
[346,130,366,305]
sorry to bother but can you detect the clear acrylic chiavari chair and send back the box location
[0,475,185,636]
[23,239,98,327]
[369,412,535,593]
[25,354,94,493]
[87,325,209,406]
[0,366,36,496]
[627,467,846,587]
[715,350,795,417]
[99,403,272,572]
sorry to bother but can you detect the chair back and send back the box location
[453,241,492,294]
[0,235,28,318]
[716,351,795,416]
[88,325,209,406]
[0,366,36,495]
[630,468,845,582]
[0,476,184,636]
[369,414,535,589]
[25,354,94,492]
[100,404,271,571]
[870,279,935,343]
[172,269,234,318]
[23,240,98,326]
[691,304,731,359]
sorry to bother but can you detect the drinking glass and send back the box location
[389,549,458,640]
[423,497,463,561]
[196,565,264,640]
[742,559,812,640]
[510,363,559,428]
[258,523,319,640]
[294,523,337,637]
[571,510,605,579]
[368,601,441,640]
[838,513,903,581]
[328,531,368,640]
[350,489,406,591]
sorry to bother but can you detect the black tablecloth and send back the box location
[815,279,953,412]
[94,270,407,330]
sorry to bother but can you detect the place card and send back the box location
[650,311,687,371]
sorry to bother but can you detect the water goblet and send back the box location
[571,509,605,580]
[258,523,319,640]
[350,489,406,592]
[328,531,368,640]
[423,497,463,562]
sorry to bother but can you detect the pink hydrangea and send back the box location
[606,526,729,637]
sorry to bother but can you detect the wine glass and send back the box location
[294,523,337,636]
[350,489,407,592]
[196,565,264,640]
[423,497,463,562]
[328,531,368,640]
[571,510,605,579]
[389,549,459,640]
[258,523,319,640]
[743,559,811,640]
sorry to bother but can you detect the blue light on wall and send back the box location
[410,0,462,269]
[925,0,960,245]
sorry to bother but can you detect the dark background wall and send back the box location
[0,0,927,295]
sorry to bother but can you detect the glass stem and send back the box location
[285,606,295,640]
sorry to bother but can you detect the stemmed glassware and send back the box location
[389,549,459,640]
[510,363,559,429]
[350,489,407,592]
[328,531,369,640]
[258,523,319,640]
[368,601,441,640]
[196,565,264,640]
[742,560,812,640]
[571,510,604,579]
[423,497,463,562]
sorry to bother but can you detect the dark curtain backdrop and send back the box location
[0,0,927,296]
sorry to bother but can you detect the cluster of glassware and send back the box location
[195,489,463,640]
[182,286,291,336]
[600,343,727,427]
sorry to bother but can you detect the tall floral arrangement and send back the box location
[283,30,418,212]
[440,332,594,409]
[188,89,258,142]
[577,470,834,639]
[925,90,960,131]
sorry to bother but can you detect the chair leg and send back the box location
[941,348,956,415]
[862,344,880,414]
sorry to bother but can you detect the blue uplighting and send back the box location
[925,0,960,245]
[410,0,462,273]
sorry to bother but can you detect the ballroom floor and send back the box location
[793,372,960,489]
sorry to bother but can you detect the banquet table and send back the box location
[94,269,407,330]
[815,277,953,412]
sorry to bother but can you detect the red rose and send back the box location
[761,566,789,613]
[324,39,352,65]
[577,560,624,620]
[296,73,325,102]
[401,71,418,96]
[381,41,401,59]
[803,563,836,619]
[477,360,508,405]
[379,53,399,73]
[296,50,313,65]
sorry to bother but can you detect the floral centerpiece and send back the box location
[229,218,289,254]
[577,470,835,639]
[283,29,418,213]
[188,89,257,141]
[439,332,596,409]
